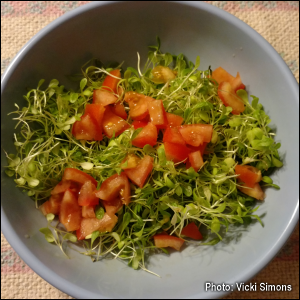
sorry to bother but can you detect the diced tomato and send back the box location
[188,151,204,172]
[39,194,63,216]
[51,180,80,195]
[124,155,154,188]
[218,82,245,115]
[181,222,203,240]
[102,106,130,138]
[164,142,191,163]
[148,100,168,129]
[78,181,99,206]
[121,154,141,170]
[132,122,157,148]
[82,205,96,218]
[166,112,184,127]
[72,113,101,141]
[231,72,245,92]
[62,168,97,187]
[238,183,265,201]
[59,189,82,231]
[132,120,148,130]
[76,213,118,240]
[93,89,117,106]
[39,201,51,216]
[102,69,121,94]
[179,124,213,147]
[102,197,123,217]
[153,234,184,251]
[163,126,186,145]
[235,165,262,188]
[95,173,131,205]
[110,102,127,119]
[187,142,208,156]
[84,104,106,139]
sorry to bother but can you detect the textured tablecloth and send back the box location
[1,1,299,299]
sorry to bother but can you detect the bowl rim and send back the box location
[1,1,299,299]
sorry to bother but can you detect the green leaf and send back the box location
[46,213,55,221]
[158,146,167,166]
[211,217,220,234]
[49,79,59,88]
[91,231,100,245]
[80,78,87,91]
[121,212,131,232]
[39,228,52,235]
[95,206,105,220]
[175,185,182,196]
[272,157,283,168]
[64,233,77,243]
[70,92,79,103]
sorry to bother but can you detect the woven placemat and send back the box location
[1,1,299,299]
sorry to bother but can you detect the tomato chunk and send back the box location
[110,102,127,119]
[62,168,97,187]
[166,112,184,127]
[238,183,265,201]
[102,106,130,138]
[179,124,213,146]
[78,181,99,206]
[186,142,207,156]
[39,194,63,216]
[132,122,157,148]
[163,126,186,145]
[93,89,117,106]
[121,154,141,170]
[76,213,118,240]
[82,205,96,218]
[164,142,190,163]
[102,197,123,217]
[132,120,148,130]
[212,67,245,92]
[181,222,203,240]
[231,72,246,92]
[124,155,154,188]
[72,113,101,141]
[218,82,245,115]
[188,151,204,172]
[59,189,82,231]
[148,100,168,129]
[102,69,121,94]
[235,165,262,188]
[84,104,106,138]
[51,180,80,195]
[153,234,184,251]
[95,173,131,205]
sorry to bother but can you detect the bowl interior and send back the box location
[1,2,299,299]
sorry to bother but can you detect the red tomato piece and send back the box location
[39,201,51,216]
[132,122,158,148]
[62,168,97,187]
[102,69,121,94]
[84,104,106,139]
[231,72,246,92]
[110,102,127,119]
[218,82,245,115]
[179,124,213,147]
[238,183,265,201]
[121,154,141,170]
[163,126,186,145]
[188,151,204,172]
[186,142,208,156]
[76,213,118,240]
[82,205,96,218]
[51,180,80,195]
[102,106,130,138]
[72,113,101,141]
[124,155,154,188]
[181,222,203,240]
[153,234,184,251]
[102,197,123,217]
[132,120,148,130]
[78,181,99,206]
[93,89,117,106]
[148,100,168,129]
[59,189,82,231]
[95,173,131,205]
[39,194,63,216]
[164,142,191,163]
[166,112,184,127]
[235,165,262,188]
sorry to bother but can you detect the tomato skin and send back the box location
[186,142,207,156]
[62,168,97,187]
[82,205,96,218]
[153,234,184,251]
[163,126,186,145]
[132,122,158,148]
[102,69,121,94]
[78,181,99,206]
[93,89,117,106]
[132,120,148,130]
[121,154,141,170]
[231,72,245,92]
[164,142,191,163]
[51,180,80,195]
[165,112,184,127]
[179,124,213,146]
[188,150,204,172]
[95,173,131,205]
[39,194,63,216]
[59,189,82,231]
[110,103,127,119]
[102,197,123,217]
[238,183,265,200]
[218,81,245,115]
[84,104,106,140]
[72,113,101,141]
[76,213,118,240]
[102,106,130,138]
[124,155,154,188]
[148,100,168,129]
[181,222,203,240]
[235,165,262,188]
